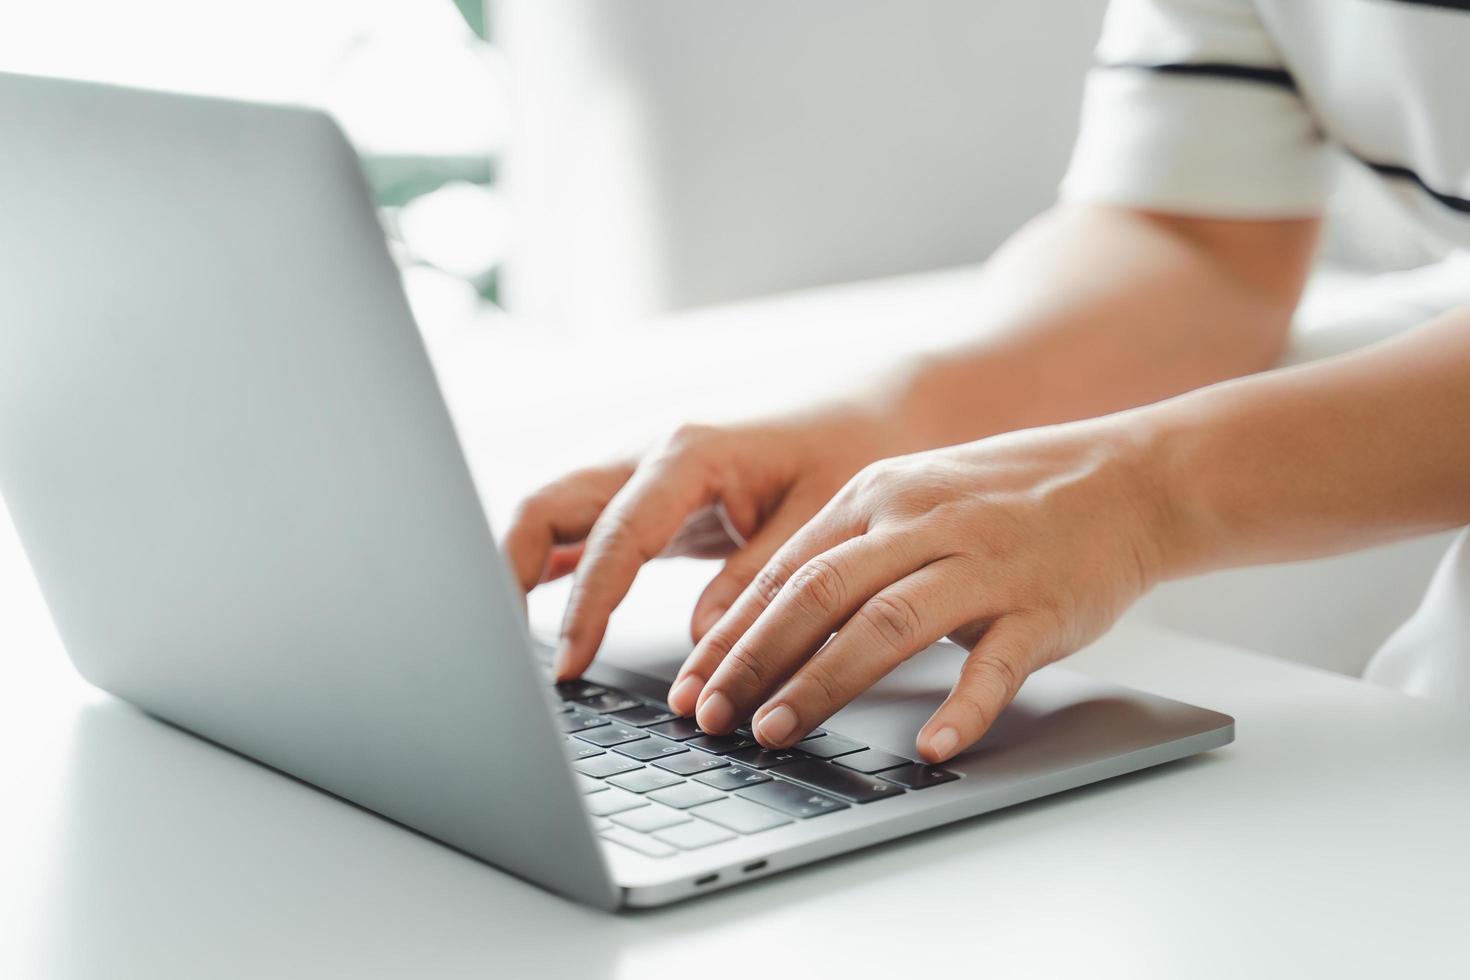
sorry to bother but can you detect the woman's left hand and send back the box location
[667,416,1175,763]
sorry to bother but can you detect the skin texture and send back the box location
[679,419,1166,761]
[502,405,909,680]
[504,200,1470,762]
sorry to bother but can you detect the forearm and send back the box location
[1140,306,1470,576]
[878,204,1318,452]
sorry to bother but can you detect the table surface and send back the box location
[3,268,1468,978]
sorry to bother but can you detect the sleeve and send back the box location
[1059,0,1334,217]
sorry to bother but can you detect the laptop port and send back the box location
[742,861,768,874]
[694,874,719,887]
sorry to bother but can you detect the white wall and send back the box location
[493,0,1109,322]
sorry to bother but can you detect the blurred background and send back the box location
[2,0,1464,678]
[0,0,1120,320]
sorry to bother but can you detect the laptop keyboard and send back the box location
[551,678,959,860]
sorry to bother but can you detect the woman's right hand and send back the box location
[503,406,902,693]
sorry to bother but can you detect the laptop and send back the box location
[0,72,1234,909]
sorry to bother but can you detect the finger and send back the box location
[694,530,932,733]
[688,496,817,643]
[666,501,857,716]
[749,558,975,747]
[917,616,1045,763]
[541,543,586,584]
[557,452,715,679]
[502,464,634,594]
[661,502,747,560]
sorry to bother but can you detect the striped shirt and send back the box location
[1062,0,1470,247]
[1061,0,1470,702]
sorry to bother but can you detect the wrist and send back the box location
[754,397,909,480]
[1111,404,1224,582]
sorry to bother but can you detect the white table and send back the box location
[3,269,1468,978]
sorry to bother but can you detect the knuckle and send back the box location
[589,513,646,563]
[849,460,892,497]
[969,652,1025,698]
[987,654,1025,694]
[946,687,995,734]
[722,645,771,691]
[662,421,717,457]
[698,627,736,662]
[786,557,847,619]
[749,563,789,608]
[861,591,923,650]
[799,659,846,710]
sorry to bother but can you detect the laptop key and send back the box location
[565,738,606,761]
[695,797,795,833]
[832,749,912,774]
[611,703,679,727]
[646,717,704,741]
[797,733,867,759]
[771,760,905,803]
[654,820,737,850]
[728,746,811,770]
[600,827,677,858]
[612,804,692,833]
[558,711,612,734]
[555,680,606,701]
[613,736,688,761]
[577,724,648,748]
[575,773,610,794]
[607,768,685,794]
[736,780,848,818]
[647,782,726,809]
[693,765,772,791]
[574,754,644,779]
[586,787,650,817]
[685,734,758,755]
[652,751,730,776]
[574,691,642,714]
[877,763,961,789]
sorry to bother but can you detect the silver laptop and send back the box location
[0,72,1234,909]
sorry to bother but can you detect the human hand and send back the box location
[502,407,902,681]
[670,417,1171,762]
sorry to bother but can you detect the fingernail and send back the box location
[928,726,959,760]
[697,690,735,733]
[668,675,703,715]
[757,704,798,746]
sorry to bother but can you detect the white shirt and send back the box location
[1060,0,1470,703]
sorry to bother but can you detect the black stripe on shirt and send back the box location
[1356,156,1470,215]
[1107,62,1299,92]
[1105,64,1470,218]
[1378,1,1470,12]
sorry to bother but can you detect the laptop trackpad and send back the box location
[822,641,1048,757]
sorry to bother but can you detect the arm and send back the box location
[1151,303,1470,574]
[880,203,1320,453]
[674,305,1470,760]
